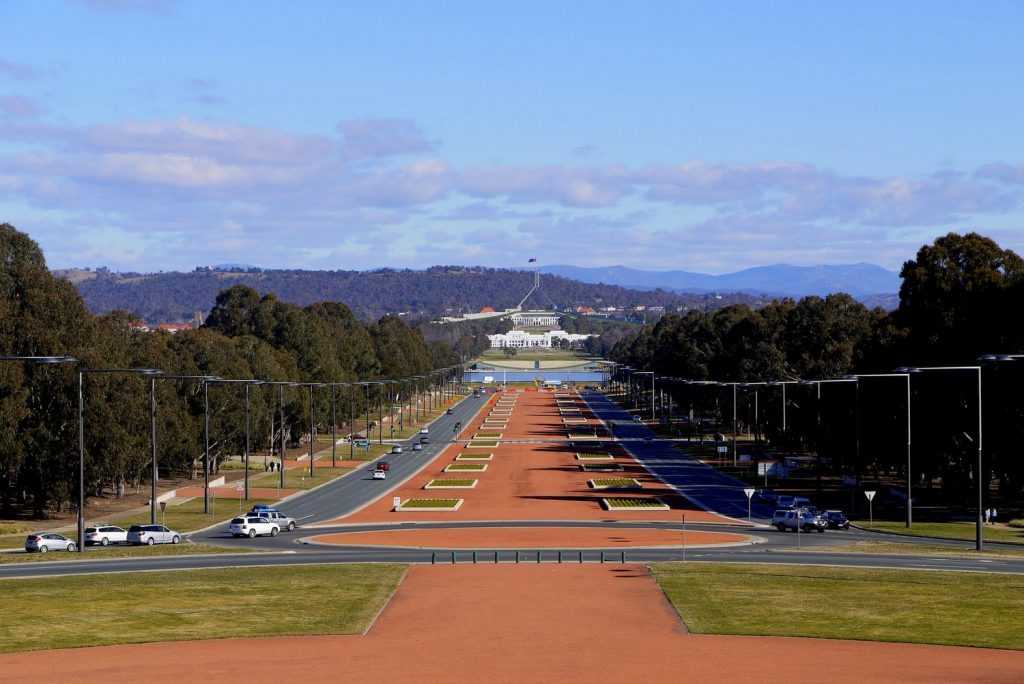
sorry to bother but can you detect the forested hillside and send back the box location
[59,266,769,323]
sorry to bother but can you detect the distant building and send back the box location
[576,305,596,315]
[509,310,560,327]
[479,306,497,313]
[487,329,593,349]
[157,323,193,334]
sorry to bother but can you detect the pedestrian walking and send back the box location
[985,508,991,524]
[992,508,998,524]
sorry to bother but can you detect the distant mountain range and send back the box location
[540,263,901,299]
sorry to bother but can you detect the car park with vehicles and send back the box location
[824,510,850,529]
[250,506,297,531]
[85,524,128,546]
[229,516,279,538]
[127,524,181,545]
[25,532,76,553]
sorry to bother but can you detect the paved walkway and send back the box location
[6,564,1022,683]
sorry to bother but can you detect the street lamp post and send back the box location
[854,373,911,527]
[900,366,984,551]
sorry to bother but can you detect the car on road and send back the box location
[229,516,279,538]
[420,427,429,434]
[376,461,390,471]
[823,510,850,529]
[420,436,430,444]
[127,524,181,545]
[446,408,453,415]
[391,445,403,454]
[413,443,423,451]
[776,495,795,508]
[771,509,826,533]
[372,469,387,480]
[85,524,128,546]
[25,532,76,553]
[250,507,297,531]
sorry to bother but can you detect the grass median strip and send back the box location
[455,453,492,461]
[855,520,1024,545]
[0,564,406,653]
[651,563,1024,650]
[576,451,614,461]
[444,463,488,472]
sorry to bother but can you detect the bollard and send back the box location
[472,550,477,564]
[558,550,562,564]
[621,550,626,564]
[515,550,520,564]
[451,551,456,565]
[536,550,541,564]
[431,551,436,565]
[494,550,499,564]
[600,552,605,564]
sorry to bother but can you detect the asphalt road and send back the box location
[581,390,776,521]
[5,389,1024,578]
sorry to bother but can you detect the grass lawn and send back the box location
[0,564,406,653]
[857,520,1024,545]
[651,563,1024,650]
[107,496,277,533]
[0,542,257,565]
[251,465,353,491]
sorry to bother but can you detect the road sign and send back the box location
[864,490,876,502]
[393,496,402,510]
[743,488,755,499]
[864,490,876,528]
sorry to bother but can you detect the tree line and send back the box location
[611,232,1024,506]
[1,224,455,518]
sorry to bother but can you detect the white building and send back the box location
[488,329,593,349]
[509,310,560,327]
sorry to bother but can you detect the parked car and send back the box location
[127,524,181,545]
[85,525,128,546]
[824,510,850,529]
[391,445,403,454]
[25,532,76,553]
[229,516,279,538]
[412,443,423,451]
[771,509,826,533]
[250,507,297,531]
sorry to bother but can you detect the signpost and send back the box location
[743,488,755,521]
[159,500,167,527]
[393,496,402,511]
[864,490,876,528]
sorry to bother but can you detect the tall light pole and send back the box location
[900,366,984,551]
[78,366,162,549]
[154,374,219,521]
[204,378,262,502]
[854,373,911,527]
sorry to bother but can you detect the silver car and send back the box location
[85,525,128,546]
[127,524,181,545]
[25,533,77,553]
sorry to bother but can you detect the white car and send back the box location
[85,524,128,546]
[229,516,279,538]
[420,427,429,434]
[127,524,181,545]
[25,532,77,553]
[372,469,387,480]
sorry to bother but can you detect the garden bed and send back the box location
[602,497,669,511]
[467,440,500,449]
[396,498,464,511]
[580,463,624,472]
[425,479,478,489]
[475,431,503,439]
[576,452,614,461]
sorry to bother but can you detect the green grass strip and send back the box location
[0,564,406,653]
[651,563,1024,650]
[400,498,461,508]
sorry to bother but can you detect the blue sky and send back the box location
[2,0,1023,273]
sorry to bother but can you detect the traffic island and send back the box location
[425,479,479,489]
[602,497,670,511]
[444,463,489,472]
[395,498,464,511]
[588,478,642,490]
[455,453,492,461]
